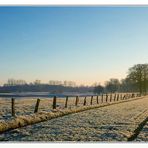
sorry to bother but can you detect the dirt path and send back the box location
[0,97,148,142]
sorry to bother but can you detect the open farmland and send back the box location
[0,95,147,142]
[0,93,131,120]
[0,95,103,120]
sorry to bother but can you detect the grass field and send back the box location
[0,95,147,142]
[0,94,129,120]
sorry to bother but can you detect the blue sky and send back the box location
[0,6,148,85]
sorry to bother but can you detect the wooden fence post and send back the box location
[90,96,93,105]
[132,93,135,98]
[123,95,125,100]
[110,94,112,102]
[11,98,15,117]
[96,96,99,104]
[116,94,119,101]
[65,96,68,108]
[75,96,79,106]
[114,94,116,101]
[101,94,103,103]
[53,96,57,109]
[83,96,87,106]
[34,98,40,113]
[106,94,108,102]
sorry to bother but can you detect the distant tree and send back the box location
[34,80,41,85]
[93,85,104,94]
[105,78,120,93]
[5,79,26,86]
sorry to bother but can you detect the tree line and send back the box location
[0,84,93,93]
[0,63,148,94]
[94,63,148,95]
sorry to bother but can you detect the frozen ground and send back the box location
[0,96,147,142]
[0,96,95,120]
[0,94,126,120]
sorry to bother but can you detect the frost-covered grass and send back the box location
[0,94,127,120]
[0,96,91,119]
[0,96,118,120]
[0,96,147,142]
[0,94,140,134]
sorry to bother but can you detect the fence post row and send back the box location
[65,96,68,108]
[53,96,57,109]
[11,98,15,117]
[8,93,144,118]
[10,93,142,116]
[34,98,40,113]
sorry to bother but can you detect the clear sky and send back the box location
[0,6,148,85]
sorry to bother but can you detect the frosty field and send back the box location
[0,95,147,142]
[0,95,101,120]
